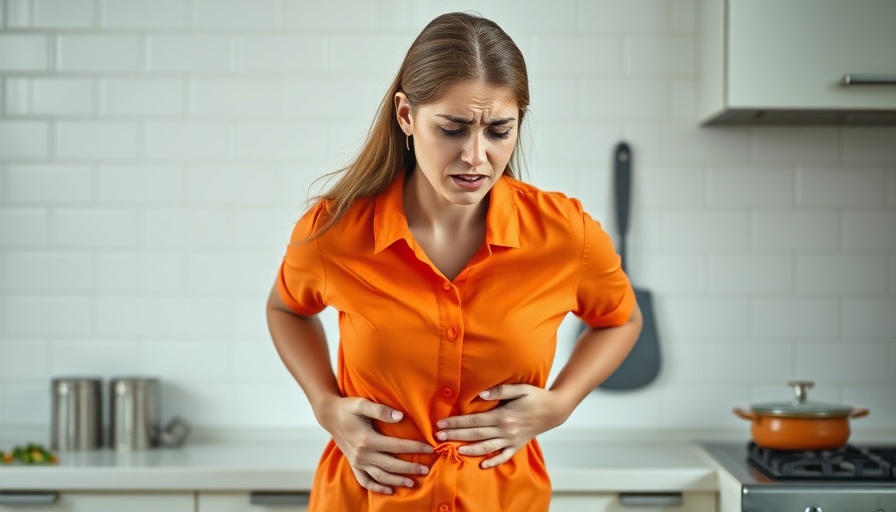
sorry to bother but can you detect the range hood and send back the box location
[699,0,896,126]
[703,108,896,126]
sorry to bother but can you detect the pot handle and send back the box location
[733,408,756,421]
[850,408,870,419]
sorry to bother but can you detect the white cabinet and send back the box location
[550,492,715,512]
[698,0,896,124]
[0,492,194,512]
[197,492,309,512]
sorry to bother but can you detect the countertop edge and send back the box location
[3,427,894,493]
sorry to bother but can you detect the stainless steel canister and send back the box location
[51,377,103,450]
[109,377,161,450]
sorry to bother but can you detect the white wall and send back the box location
[1,0,894,434]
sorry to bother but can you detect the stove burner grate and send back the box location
[747,442,896,481]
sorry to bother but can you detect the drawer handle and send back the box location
[619,492,684,507]
[841,74,896,85]
[249,492,310,506]
[0,491,60,505]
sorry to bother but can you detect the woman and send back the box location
[267,12,642,512]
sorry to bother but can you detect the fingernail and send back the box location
[405,480,414,488]
[480,390,490,398]
[419,466,429,475]
[421,445,434,453]
[391,410,403,420]
[436,431,447,441]
[437,420,447,428]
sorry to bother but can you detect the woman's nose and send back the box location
[462,133,487,167]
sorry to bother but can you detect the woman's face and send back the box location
[396,80,519,207]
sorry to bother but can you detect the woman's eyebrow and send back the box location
[436,114,516,126]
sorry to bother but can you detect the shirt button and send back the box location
[446,327,457,340]
[442,281,451,291]
[439,505,449,512]
[441,387,453,398]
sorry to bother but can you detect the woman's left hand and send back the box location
[434,383,570,469]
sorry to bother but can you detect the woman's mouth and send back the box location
[450,174,487,191]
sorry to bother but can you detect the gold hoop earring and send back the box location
[406,134,411,151]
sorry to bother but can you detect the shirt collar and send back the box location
[484,174,521,248]
[373,171,521,254]
[373,172,412,254]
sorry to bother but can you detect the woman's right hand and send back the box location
[317,397,434,494]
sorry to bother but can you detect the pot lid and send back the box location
[751,381,854,418]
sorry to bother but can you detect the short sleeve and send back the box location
[573,211,636,328]
[275,201,328,316]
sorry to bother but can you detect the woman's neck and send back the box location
[403,169,489,235]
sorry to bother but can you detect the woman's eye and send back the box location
[438,127,513,140]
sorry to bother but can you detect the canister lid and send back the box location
[110,377,160,394]
[51,377,102,393]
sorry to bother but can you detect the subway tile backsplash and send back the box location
[1,0,894,432]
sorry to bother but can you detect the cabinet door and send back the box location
[197,492,309,512]
[550,493,616,512]
[0,492,194,512]
[550,492,715,512]
[728,0,896,109]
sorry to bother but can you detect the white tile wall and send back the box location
[6,78,94,116]
[32,0,95,28]
[5,297,92,337]
[101,79,183,117]
[0,35,49,71]
[235,35,322,73]
[56,121,140,160]
[753,299,839,339]
[57,35,141,72]
[752,127,839,163]
[0,121,49,158]
[53,208,140,248]
[100,0,188,29]
[799,166,889,207]
[146,35,230,72]
[708,166,793,207]
[7,164,93,203]
[194,0,279,30]
[282,0,378,30]
[4,252,93,292]
[1,0,894,432]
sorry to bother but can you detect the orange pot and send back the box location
[733,381,869,451]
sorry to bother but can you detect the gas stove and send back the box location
[748,442,896,481]
[701,442,896,512]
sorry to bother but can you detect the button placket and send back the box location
[436,274,463,406]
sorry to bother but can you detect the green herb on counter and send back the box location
[1,443,59,465]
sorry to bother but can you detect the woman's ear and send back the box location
[394,92,412,135]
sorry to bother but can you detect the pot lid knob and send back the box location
[788,380,814,403]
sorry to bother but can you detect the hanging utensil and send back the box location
[583,142,662,391]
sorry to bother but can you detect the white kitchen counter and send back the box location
[0,428,720,493]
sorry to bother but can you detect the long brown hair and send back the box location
[307,11,530,239]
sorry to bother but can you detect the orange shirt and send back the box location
[276,172,635,512]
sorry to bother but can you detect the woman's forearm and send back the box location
[548,305,644,419]
[266,287,341,419]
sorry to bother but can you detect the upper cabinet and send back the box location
[698,0,896,125]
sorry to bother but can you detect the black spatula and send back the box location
[599,142,661,390]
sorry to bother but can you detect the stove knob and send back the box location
[805,507,822,512]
